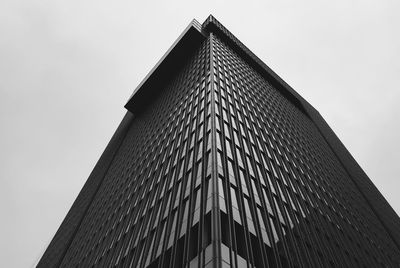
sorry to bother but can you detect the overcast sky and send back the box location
[1,0,399,267]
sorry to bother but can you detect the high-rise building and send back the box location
[38,15,400,268]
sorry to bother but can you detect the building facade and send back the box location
[38,16,400,268]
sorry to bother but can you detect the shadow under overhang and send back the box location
[125,20,206,114]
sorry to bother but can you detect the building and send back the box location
[38,15,400,268]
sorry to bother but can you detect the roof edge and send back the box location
[125,19,205,113]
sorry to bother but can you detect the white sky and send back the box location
[1,0,399,267]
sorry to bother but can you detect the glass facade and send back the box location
[38,15,400,268]
[210,33,399,267]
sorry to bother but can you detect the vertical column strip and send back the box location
[209,33,222,268]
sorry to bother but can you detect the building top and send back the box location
[125,15,310,116]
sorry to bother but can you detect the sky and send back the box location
[1,0,399,267]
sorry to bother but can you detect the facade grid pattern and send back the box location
[38,15,400,268]
[61,37,214,267]
[210,34,399,267]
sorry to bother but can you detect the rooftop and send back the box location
[124,15,313,117]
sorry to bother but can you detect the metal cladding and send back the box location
[39,15,400,268]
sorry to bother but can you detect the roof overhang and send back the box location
[125,20,205,114]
